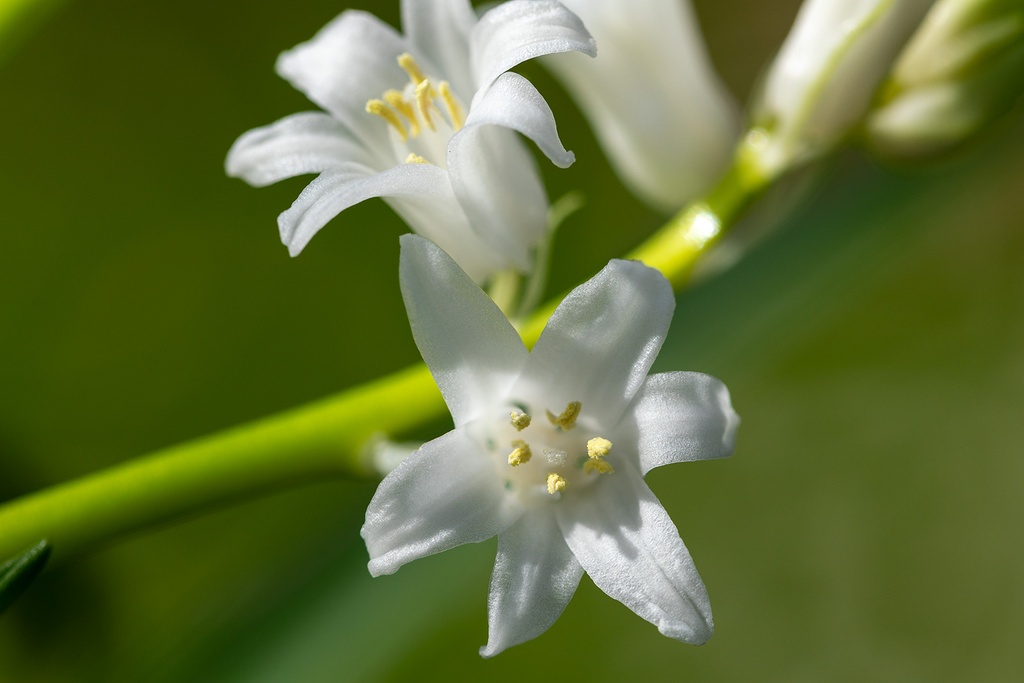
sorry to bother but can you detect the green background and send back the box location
[2,0,1023,680]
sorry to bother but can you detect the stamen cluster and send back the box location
[493,400,615,499]
[365,53,466,167]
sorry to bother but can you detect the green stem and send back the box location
[627,143,770,288]
[0,365,441,561]
[0,144,770,564]
[518,143,770,343]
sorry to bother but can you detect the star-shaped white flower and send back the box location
[226,0,595,282]
[362,235,739,656]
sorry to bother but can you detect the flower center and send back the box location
[364,53,466,168]
[486,400,615,501]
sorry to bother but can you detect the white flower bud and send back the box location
[866,0,1024,160]
[753,0,934,174]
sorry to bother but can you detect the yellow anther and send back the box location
[508,440,532,467]
[587,437,612,459]
[438,81,464,131]
[365,99,407,141]
[397,53,428,86]
[383,89,420,136]
[546,472,568,495]
[415,80,436,132]
[404,153,429,165]
[584,458,615,475]
[546,401,582,430]
[510,411,532,431]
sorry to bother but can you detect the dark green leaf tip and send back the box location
[0,539,52,615]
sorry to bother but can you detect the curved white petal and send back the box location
[514,259,674,426]
[469,0,596,91]
[449,73,572,271]
[276,10,410,158]
[278,163,451,256]
[480,508,584,657]
[362,427,522,577]
[402,0,477,97]
[399,235,528,425]
[556,465,713,644]
[226,112,373,187]
[463,71,575,168]
[620,372,739,475]
[279,160,507,278]
[544,0,739,210]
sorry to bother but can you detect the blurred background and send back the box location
[1,0,1022,680]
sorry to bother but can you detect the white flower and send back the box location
[755,0,934,173]
[543,0,740,211]
[362,234,739,656]
[226,0,595,283]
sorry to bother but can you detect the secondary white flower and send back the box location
[754,0,934,173]
[362,234,739,656]
[544,0,740,211]
[226,0,595,282]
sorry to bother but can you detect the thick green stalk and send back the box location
[0,365,441,561]
[627,141,770,288]
[0,144,770,563]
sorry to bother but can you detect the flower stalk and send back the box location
[627,137,772,288]
[0,139,770,565]
[0,365,441,562]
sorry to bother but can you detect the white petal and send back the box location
[621,372,739,475]
[544,0,739,210]
[399,235,529,426]
[463,71,575,168]
[362,427,522,577]
[479,508,584,657]
[278,164,505,279]
[276,162,415,253]
[402,0,477,97]
[557,465,713,644]
[448,72,572,271]
[514,259,674,425]
[278,168,371,255]
[469,0,596,91]
[276,11,410,157]
[446,124,545,272]
[225,112,373,187]
[386,189,508,284]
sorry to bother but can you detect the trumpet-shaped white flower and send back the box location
[226,0,595,282]
[755,0,934,173]
[362,235,739,656]
[544,0,740,211]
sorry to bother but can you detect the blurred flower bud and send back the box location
[544,0,740,212]
[752,0,934,175]
[866,0,1024,161]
